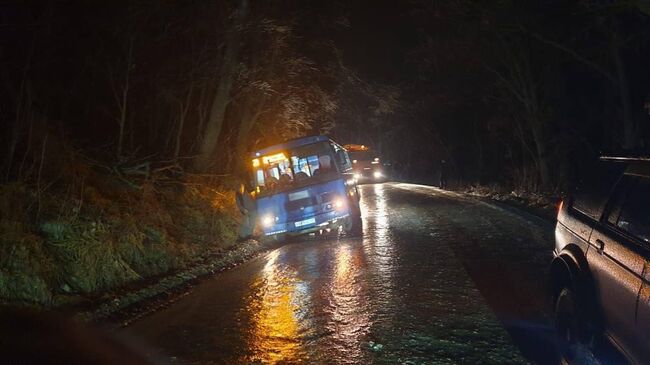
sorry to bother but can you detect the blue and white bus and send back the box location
[250,135,361,240]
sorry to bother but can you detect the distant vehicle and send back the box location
[550,156,650,364]
[344,144,387,183]
[250,136,361,241]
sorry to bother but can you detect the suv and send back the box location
[551,157,650,364]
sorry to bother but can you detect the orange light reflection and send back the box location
[242,250,306,364]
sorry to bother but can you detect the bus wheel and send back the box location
[344,213,362,236]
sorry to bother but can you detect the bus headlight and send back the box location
[261,215,276,227]
[373,170,383,179]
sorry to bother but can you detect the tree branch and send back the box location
[530,32,616,84]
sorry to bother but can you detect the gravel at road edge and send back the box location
[74,239,271,326]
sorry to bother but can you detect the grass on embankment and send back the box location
[463,185,560,222]
[0,150,239,308]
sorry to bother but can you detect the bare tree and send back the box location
[108,36,135,160]
[486,38,551,188]
[194,0,250,171]
[529,4,643,150]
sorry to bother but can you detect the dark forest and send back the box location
[4,1,650,191]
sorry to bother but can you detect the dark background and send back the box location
[3,0,650,191]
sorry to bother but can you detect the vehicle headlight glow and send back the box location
[354,173,362,179]
[333,198,345,209]
[261,214,276,227]
[373,170,383,179]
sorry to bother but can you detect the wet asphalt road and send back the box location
[124,183,560,364]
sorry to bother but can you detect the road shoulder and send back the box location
[75,239,274,326]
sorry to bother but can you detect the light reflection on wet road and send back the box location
[125,183,557,364]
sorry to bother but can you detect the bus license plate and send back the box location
[294,217,315,227]
[289,190,309,201]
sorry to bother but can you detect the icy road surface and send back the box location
[125,183,559,364]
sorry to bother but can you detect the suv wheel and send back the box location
[555,286,591,363]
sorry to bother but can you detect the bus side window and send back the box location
[330,141,352,172]
[256,170,265,186]
[336,150,352,172]
[269,167,280,180]
[291,155,318,176]
[309,156,321,174]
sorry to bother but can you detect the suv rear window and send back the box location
[615,177,650,243]
[571,163,625,220]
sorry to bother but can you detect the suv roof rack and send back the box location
[599,156,650,162]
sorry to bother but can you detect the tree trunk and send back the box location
[173,86,193,161]
[194,0,249,171]
[528,115,550,189]
[194,84,209,151]
[115,37,133,160]
[234,96,266,171]
[612,39,635,149]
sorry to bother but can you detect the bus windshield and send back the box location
[252,141,340,195]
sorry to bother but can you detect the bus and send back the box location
[250,136,361,240]
[344,144,387,183]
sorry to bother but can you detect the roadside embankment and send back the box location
[462,185,560,223]
[76,237,272,325]
[0,145,247,314]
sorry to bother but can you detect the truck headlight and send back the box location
[373,171,383,179]
[333,198,345,210]
[261,215,276,227]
